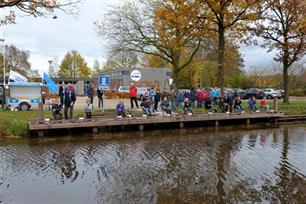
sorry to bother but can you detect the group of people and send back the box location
[51,82,270,120]
[52,81,105,120]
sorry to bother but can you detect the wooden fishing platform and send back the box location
[28,112,284,136]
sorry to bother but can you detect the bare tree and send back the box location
[95,0,206,87]
[0,0,80,26]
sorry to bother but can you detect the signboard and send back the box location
[98,75,110,90]
[130,70,141,82]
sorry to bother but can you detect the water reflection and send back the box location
[0,125,306,203]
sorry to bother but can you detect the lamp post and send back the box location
[0,38,5,109]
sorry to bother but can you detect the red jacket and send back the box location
[129,86,137,97]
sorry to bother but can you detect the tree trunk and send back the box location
[172,52,181,89]
[283,62,289,104]
[217,23,225,97]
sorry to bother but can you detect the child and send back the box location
[85,98,93,118]
[140,92,152,116]
[248,96,257,112]
[116,100,126,117]
[234,96,244,113]
[261,97,269,112]
[183,98,193,114]
[160,97,171,115]
[51,99,62,120]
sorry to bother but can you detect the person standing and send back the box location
[58,82,64,102]
[61,85,76,120]
[97,88,104,109]
[129,83,139,109]
[154,89,160,112]
[190,89,196,108]
[87,82,94,103]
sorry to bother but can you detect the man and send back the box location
[87,82,94,103]
[129,83,139,109]
[61,84,76,120]
[58,81,64,102]
[97,88,104,109]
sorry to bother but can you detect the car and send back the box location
[233,88,246,98]
[224,88,234,95]
[245,88,265,99]
[137,87,151,100]
[263,88,282,99]
[117,86,130,93]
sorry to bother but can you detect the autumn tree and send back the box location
[0,44,31,77]
[0,0,80,26]
[199,0,262,95]
[59,50,90,78]
[96,0,207,87]
[254,0,306,103]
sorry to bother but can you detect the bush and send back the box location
[289,89,305,97]
[105,92,130,99]
[7,119,28,136]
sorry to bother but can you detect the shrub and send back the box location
[7,119,28,136]
[289,89,305,97]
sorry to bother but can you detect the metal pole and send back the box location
[2,39,5,109]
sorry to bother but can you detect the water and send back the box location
[1,125,306,204]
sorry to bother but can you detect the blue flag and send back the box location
[43,72,58,94]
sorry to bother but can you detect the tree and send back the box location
[58,50,90,78]
[254,0,306,103]
[91,59,102,77]
[200,0,262,95]
[96,0,207,87]
[0,0,80,26]
[104,49,139,70]
[0,44,31,77]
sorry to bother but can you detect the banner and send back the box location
[43,72,58,94]
[9,70,28,82]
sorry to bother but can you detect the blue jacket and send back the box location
[116,103,124,112]
[61,91,76,107]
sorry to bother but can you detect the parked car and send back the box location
[224,88,234,96]
[137,87,151,100]
[245,88,265,99]
[117,86,130,93]
[233,88,246,98]
[263,88,282,99]
[277,89,285,98]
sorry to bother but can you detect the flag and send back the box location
[9,70,28,82]
[43,72,58,94]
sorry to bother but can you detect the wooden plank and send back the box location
[28,112,284,131]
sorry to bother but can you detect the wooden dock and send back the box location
[28,112,284,136]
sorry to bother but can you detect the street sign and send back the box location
[98,75,110,90]
[130,70,141,81]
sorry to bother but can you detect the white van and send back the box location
[7,82,42,111]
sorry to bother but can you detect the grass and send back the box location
[0,99,305,136]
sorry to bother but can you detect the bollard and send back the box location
[180,122,184,128]
[92,127,99,134]
[246,119,250,125]
[215,120,219,127]
[38,102,44,122]
[273,98,278,112]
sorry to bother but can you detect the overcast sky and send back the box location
[1,0,276,75]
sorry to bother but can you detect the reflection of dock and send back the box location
[28,112,284,136]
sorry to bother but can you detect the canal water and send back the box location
[1,125,306,204]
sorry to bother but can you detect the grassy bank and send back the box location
[0,99,305,137]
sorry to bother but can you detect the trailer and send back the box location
[7,82,42,111]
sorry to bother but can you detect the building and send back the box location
[102,67,172,90]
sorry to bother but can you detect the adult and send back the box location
[97,88,104,109]
[212,86,219,105]
[61,84,76,120]
[190,89,196,108]
[129,83,139,109]
[87,82,94,103]
[58,81,64,104]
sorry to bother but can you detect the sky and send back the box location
[1,0,276,75]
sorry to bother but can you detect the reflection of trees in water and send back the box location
[261,127,306,203]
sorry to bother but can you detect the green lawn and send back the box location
[0,99,305,136]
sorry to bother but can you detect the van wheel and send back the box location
[19,103,30,111]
